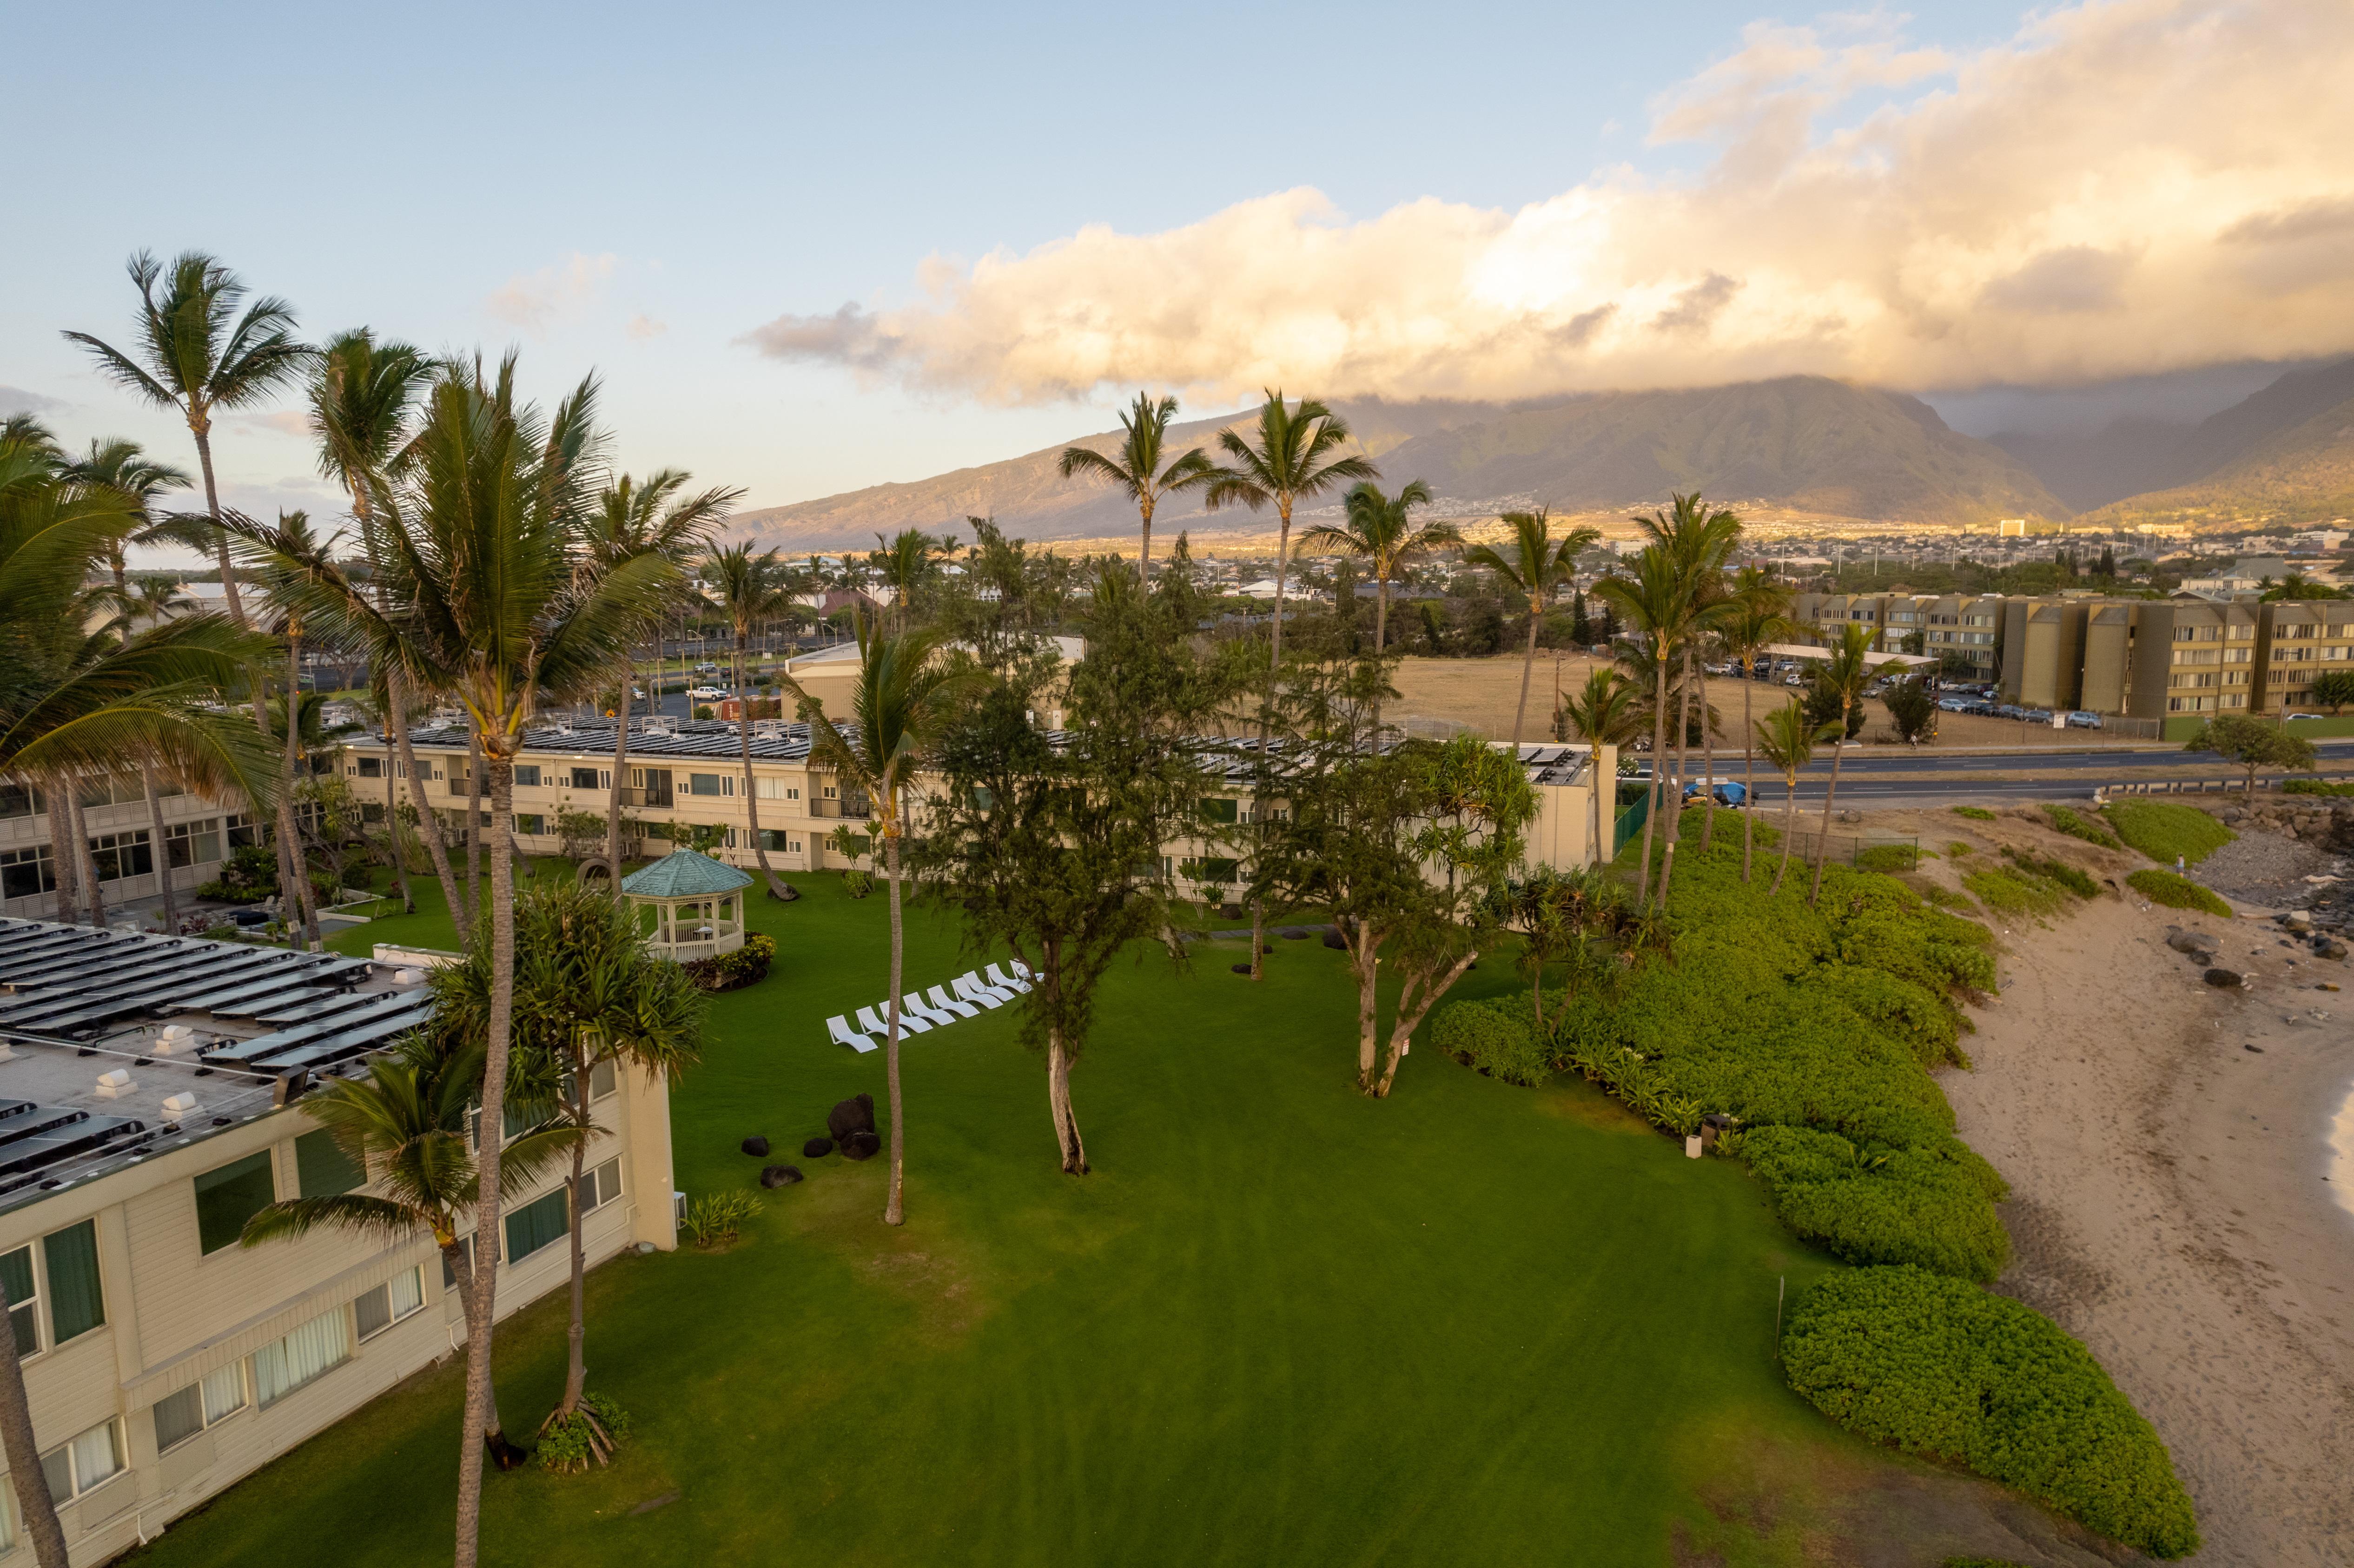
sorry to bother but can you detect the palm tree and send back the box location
[1298,479,1459,659]
[1057,392,1217,582]
[60,438,191,594]
[225,356,661,1567]
[246,509,346,949]
[62,251,308,625]
[1754,699,1839,896]
[1592,547,1686,910]
[1463,508,1601,744]
[307,329,472,935]
[1629,494,1740,863]
[703,541,798,898]
[1202,391,1378,679]
[580,471,734,886]
[1553,665,1641,869]
[778,617,980,1225]
[867,528,945,632]
[1715,568,1793,883]
[1807,623,1876,906]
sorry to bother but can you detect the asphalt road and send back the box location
[1660,736,2354,808]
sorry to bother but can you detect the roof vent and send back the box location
[95,1068,136,1099]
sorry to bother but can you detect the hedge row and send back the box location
[1783,1267,2200,1557]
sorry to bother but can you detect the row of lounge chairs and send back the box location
[826,962,1033,1054]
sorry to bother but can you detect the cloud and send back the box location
[741,0,2354,402]
[0,385,66,417]
[625,314,669,341]
[224,409,311,438]
[486,252,618,336]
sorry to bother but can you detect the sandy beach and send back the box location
[1936,867,2354,1566]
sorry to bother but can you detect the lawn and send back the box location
[129,863,1959,1567]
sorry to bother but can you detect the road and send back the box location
[1658,737,2354,808]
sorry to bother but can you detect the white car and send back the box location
[694,662,721,675]
[688,686,728,701]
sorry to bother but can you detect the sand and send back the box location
[1932,862,2354,1566]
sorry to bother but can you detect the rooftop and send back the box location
[622,850,754,899]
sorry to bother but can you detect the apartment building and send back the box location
[2122,599,2262,719]
[0,778,240,924]
[2254,600,2354,713]
[1918,595,2003,679]
[0,920,677,1563]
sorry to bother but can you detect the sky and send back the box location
[5,0,2348,547]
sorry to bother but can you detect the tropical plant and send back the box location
[1807,623,1878,905]
[1714,569,1792,882]
[1553,665,1642,868]
[702,541,795,897]
[2182,712,2319,799]
[778,616,983,1222]
[1463,508,1601,744]
[680,1190,762,1248]
[1627,494,1739,864]
[2313,668,2354,715]
[1884,674,1938,744]
[866,528,948,631]
[1056,392,1216,582]
[60,437,190,593]
[1298,479,1460,661]
[1592,547,1687,909]
[1755,699,1839,896]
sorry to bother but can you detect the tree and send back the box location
[703,541,799,898]
[581,471,734,885]
[1627,494,1739,864]
[1754,699,1840,896]
[2184,713,2319,798]
[245,509,338,949]
[1884,674,1939,744]
[60,437,190,594]
[867,528,948,632]
[1463,508,1601,744]
[2310,669,2354,715]
[1203,391,1378,681]
[779,617,982,1222]
[1714,569,1792,882]
[1506,864,1626,1035]
[63,251,309,625]
[1056,392,1216,583]
[1592,547,1685,910]
[1552,665,1641,869]
[1806,623,1876,905]
[1298,480,1460,662]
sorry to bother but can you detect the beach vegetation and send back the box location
[1950,804,1997,820]
[2182,712,2318,798]
[1962,865,2069,918]
[2038,803,2122,849]
[2100,799,2234,866]
[2125,869,2232,916]
[1429,996,1552,1086]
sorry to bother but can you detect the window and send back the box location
[153,1363,247,1453]
[353,1266,424,1341]
[296,1129,363,1198]
[590,1057,617,1100]
[514,813,545,836]
[88,830,152,882]
[1197,797,1239,825]
[512,764,542,787]
[569,766,601,791]
[356,756,384,778]
[503,1187,570,1264]
[165,818,223,870]
[0,782,38,820]
[577,1156,623,1217]
[0,845,53,901]
[194,1152,276,1255]
[225,813,264,849]
[252,1307,350,1406]
[0,1247,36,1356]
[757,829,794,852]
[688,772,727,797]
[40,1419,123,1504]
[43,1221,102,1345]
[754,777,799,802]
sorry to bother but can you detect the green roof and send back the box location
[621,850,755,899]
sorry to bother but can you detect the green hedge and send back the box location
[683,932,776,992]
[1783,1268,2200,1557]
[2126,869,2232,917]
[2101,799,2233,866]
[2282,777,2354,797]
[1743,1127,2009,1280]
[1429,996,1551,1086]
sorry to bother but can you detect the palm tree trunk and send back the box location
[1137,498,1153,586]
[284,632,321,948]
[560,1051,590,1415]
[605,659,633,891]
[0,1275,70,1568]
[190,423,245,625]
[1637,653,1668,910]
[46,786,79,924]
[737,628,788,898]
[142,763,178,931]
[1739,674,1756,883]
[883,819,907,1226]
[1511,598,1540,744]
[1252,503,1294,984]
[465,730,483,934]
[454,753,519,1568]
[70,785,106,930]
[1807,748,1845,905]
[1770,778,1796,896]
[1371,575,1390,736]
[383,737,414,915]
[387,672,467,944]
[1695,649,1719,854]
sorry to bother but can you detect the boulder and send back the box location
[2202,968,2245,988]
[2281,909,2314,932]
[2315,938,2349,961]
[841,1128,882,1161]
[802,1136,836,1158]
[827,1094,876,1142]
[1278,926,1310,940]
[1322,929,1348,951]
[760,1164,803,1188]
[740,1135,770,1158]
[1230,962,1254,975]
[2166,929,2219,957]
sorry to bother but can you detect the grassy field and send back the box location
[126,863,2023,1567]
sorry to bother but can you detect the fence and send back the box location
[1613,788,1651,857]
[1768,831,1921,871]
[2093,770,2354,803]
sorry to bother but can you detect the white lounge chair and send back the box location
[905,991,962,1028]
[955,972,1010,1008]
[1010,959,1036,981]
[986,962,1031,994]
[859,1002,928,1036]
[828,1015,878,1054]
[926,984,980,1019]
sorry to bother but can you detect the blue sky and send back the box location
[0,0,2288,532]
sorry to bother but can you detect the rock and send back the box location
[2203,968,2245,988]
[826,1094,876,1142]
[802,1136,835,1158]
[1230,962,1254,975]
[1322,929,1348,950]
[760,1164,803,1187]
[1278,926,1310,940]
[2166,929,2219,956]
[841,1128,882,1161]
[2282,910,2314,931]
[2316,938,2348,960]
[740,1135,770,1158]
[2243,1043,2264,1053]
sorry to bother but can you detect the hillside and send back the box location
[734,378,2064,550]
[2083,385,2354,526]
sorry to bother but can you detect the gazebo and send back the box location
[621,850,754,963]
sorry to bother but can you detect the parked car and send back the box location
[688,685,727,701]
[2065,711,2103,729]
[694,661,721,674]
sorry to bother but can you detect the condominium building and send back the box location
[2254,600,2354,712]
[0,778,241,924]
[0,920,677,1563]
[2123,599,2262,719]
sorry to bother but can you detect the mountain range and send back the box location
[734,362,2354,550]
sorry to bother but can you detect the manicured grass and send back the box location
[2126,868,2234,917]
[2101,799,2235,867]
[128,864,1893,1567]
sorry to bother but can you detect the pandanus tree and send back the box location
[779,617,982,1223]
[1806,622,1877,905]
[580,471,734,886]
[1298,478,1459,663]
[702,541,797,899]
[1754,699,1840,896]
[1056,392,1216,582]
[1553,665,1642,868]
[1462,507,1601,744]
[223,356,666,1568]
[1715,568,1793,883]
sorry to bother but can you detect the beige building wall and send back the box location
[2255,601,2354,713]
[2078,603,2136,715]
[0,781,240,924]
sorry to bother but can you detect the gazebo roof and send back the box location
[620,850,754,899]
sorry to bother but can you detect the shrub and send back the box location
[1815,965,1964,1067]
[537,1391,634,1473]
[2126,869,2231,917]
[682,932,775,992]
[693,704,714,720]
[1855,843,1918,872]
[2001,847,2097,899]
[1744,1128,2009,1280]
[1783,1268,2200,1557]
[1950,805,1997,821]
[2039,803,2123,850]
[195,842,281,902]
[841,869,873,899]
[1963,866,2067,918]
[1944,1560,2033,1568]
[2101,799,2233,866]
[1921,883,1977,915]
[681,1190,763,1248]
[2281,777,2354,797]
[1430,997,1552,1086]
[1943,841,1973,857]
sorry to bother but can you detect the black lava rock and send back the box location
[802,1136,836,1158]
[827,1093,876,1142]
[1322,929,1348,950]
[740,1135,770,1158]
[760,1164,803,1188]
[1278,926,1309,940]
[1230,962,1253,975]
[2202,968,2244,988]
[841,1128,882,1161]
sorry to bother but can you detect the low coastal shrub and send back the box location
[1921,883,1977,915]
[1855,843,1919,872]
[1430,997,1552,1086]
[2281,777,2354,797]
[1783,1268,2201,1557]
[537,1392,634,1473]
[1963,866,2067,918]
[1745,1128,2009,1279]
[2101,799,2233,866]
[2127,869,2232,917]
[682,932,776,992]
[1944,1560,2033,1568]
[2039,803,2123,850]
[2001,847,2098,900]
[1950,805,1997,821]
